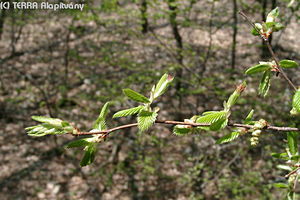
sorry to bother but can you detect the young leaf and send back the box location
[137,110,158,132]
[244,109,254,124]
[173,126,191,136]
[277,164,293,171]
[271,152,288,159]
[216,131,240,144]
[210,118,227,131]
[80,143,97,167]
[290,107,299,116]
[113,106,144,118]
[279,60,299,68]
[251,23,262,36]
[202,111,218,115]
[196,111,226,124]
[26,125,49,137]
[32,116,63,128]
[287,191,295,200]
[266,7,279,23]
[262,22,268,32]
[273,183,289,189]
[245,64,271,75]
[123,88,150,103]
[273,22,284,31]
[153,74,174,99]
[293,89,300,113]
[26,123,73,137]
[196,111,227,131]
[226,81,246,109]
[94,102,110,131]
[67,139,90,148]
[287,132,298,156]
[266,22,275,29]
[259,70,271,97]
[291,155,300,161]
[251,28,260,36]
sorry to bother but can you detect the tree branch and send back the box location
[239,11,297,91]
[74,119,299,136]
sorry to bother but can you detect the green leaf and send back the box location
[274,183,289,189]
[244,109,254,124]
[291,155,300,161]
[287,191,294,200]
[31,116,63,128]
[26,125,48,137]
[290,107,299,116]
[273,22,284,31]
[251,23,262,36]
[210,118,227,131]
[226,92,239,109]
[196,111,226,124]
[251,28,260,36]
[259,70,271,97]
[94,102,110,131]
[271,152,288,159]
[153,74,174,99]
[277,164,293,171]
[196,111,227,131]
[173,126,191,136]
[137,110,157,132]
[26,123,72,137]
[62,121,70,127]
[226,82,246,109]
[216,131,240,144]
[113,106,144,118]
[293,89,300,113]
[202,111,218,115]
[123,88,150,103]
[262,22,268,32]
[80,143,97,167]
[287,132,298,156]
[245,64,271,75]
[279,60,299,68]
[266,22,275,29]
[67,139,90,148]
[266,7,279,23]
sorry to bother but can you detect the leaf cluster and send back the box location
[67,102,110,166]
[113,73,174,132]
[251,7,284,37]
[25,116,75,137]
[245,60,298,97]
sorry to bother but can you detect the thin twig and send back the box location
[239,11,267,40]
[285,166,300,178]
[75,120,300,136]
[239,11,297,91]
[265,40,297,91]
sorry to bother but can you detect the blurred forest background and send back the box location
[1,0,300,199]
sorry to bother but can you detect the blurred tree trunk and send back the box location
[231,0,238,70]
[167,0,184,119]
[201,1,214,75]
[140,0,148,34]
